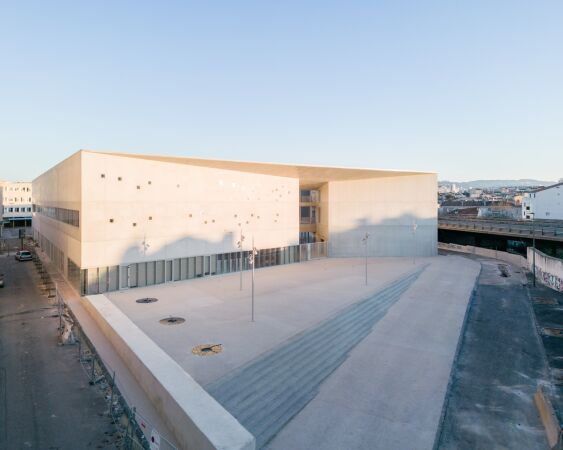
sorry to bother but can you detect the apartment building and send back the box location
[0,181,33,226]
[32,150,438,295]
[522,182,563,220]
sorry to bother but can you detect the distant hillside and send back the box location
[439,179,557,189]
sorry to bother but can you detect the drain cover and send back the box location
[192,344,222,356]
[136,297,158,304]
[159,317,186,325]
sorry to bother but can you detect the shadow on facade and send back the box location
[79,212,437,295]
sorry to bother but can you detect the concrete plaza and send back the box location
[102,255,480,449]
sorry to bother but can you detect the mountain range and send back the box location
[438,179,557,189]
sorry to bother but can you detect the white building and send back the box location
[32,150,438,295]
[522,182,563,220]
[0,180,33,226]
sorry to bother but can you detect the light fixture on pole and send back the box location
[236,229,245,291]
[361,232,370,285]
[247,237,258,322]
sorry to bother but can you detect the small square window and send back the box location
[148,216,152,220]
[118,177,122,181]
[101,174,105,178]
[109,219,114,223]
[137,185,141,190]
[132,222,137,227]
[148,181,152,185]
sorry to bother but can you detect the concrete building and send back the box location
[522,182,563,220]
[0,180,33,227]
[32,150,437,295]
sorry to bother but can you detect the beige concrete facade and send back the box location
[32,150,437,293]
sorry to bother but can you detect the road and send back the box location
[436,254,548,449]
[0,254,118,449]
[439,217,563,242]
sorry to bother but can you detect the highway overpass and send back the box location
[438,217,563,258]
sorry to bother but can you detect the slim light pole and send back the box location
[361,232,370,285]
[531,212,536,287]
[237,229,245,291]
[247,237,258,322]
[412,220,418,265]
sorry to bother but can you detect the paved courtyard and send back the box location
[104,255,480,449]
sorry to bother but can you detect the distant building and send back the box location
[32,150,438,295]
[469,188,483,198]
[522,182,563,220]
[513,194,524,205]
[0,181,33,227]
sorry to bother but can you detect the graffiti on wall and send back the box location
[537,267,563,293]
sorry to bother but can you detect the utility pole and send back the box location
[361,232,370,285]
[237,229,245,290]
[247,237,258,322]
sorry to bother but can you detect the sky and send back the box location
[1,1,562,182]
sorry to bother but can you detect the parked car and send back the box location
[0,273,4,288]
[15,250,33,261]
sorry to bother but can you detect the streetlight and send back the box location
[247,237,258,322]
[236,229,245,291]
[412,220,418,265]
[361,232,370,285]
[530,212,536,287]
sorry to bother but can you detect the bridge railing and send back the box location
[438,218,563,238]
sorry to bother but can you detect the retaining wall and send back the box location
[438,242,527,268]
[82,294,255,450]
[528,248,563,293]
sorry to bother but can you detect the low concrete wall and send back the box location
[528,248,563,293]
[82,294,255,450]
[438,242,527,268]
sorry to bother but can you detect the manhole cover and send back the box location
[136,297,158,304]
[533,297,558,305]
[159,317,186,325]
[542,327,563,338]
[192,344,222,356]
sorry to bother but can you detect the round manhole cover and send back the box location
[136,297,158,304]
[159,317,186,325]
[192,344,222,356]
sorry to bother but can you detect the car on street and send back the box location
[15,250,33,261]
[0,273,4,288]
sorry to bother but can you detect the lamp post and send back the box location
[237,229,245,291]
[247,237,258,322]
[361,232,370,285]
[412,220,418,265]
[531,212,536,287]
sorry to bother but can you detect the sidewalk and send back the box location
[34,248,180,449]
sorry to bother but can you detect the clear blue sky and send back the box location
[1,1,562,182]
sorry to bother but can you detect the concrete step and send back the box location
[230,302,393,421]
[216,287,402,411]
[207,267,425,449]
[207,273,417,402]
